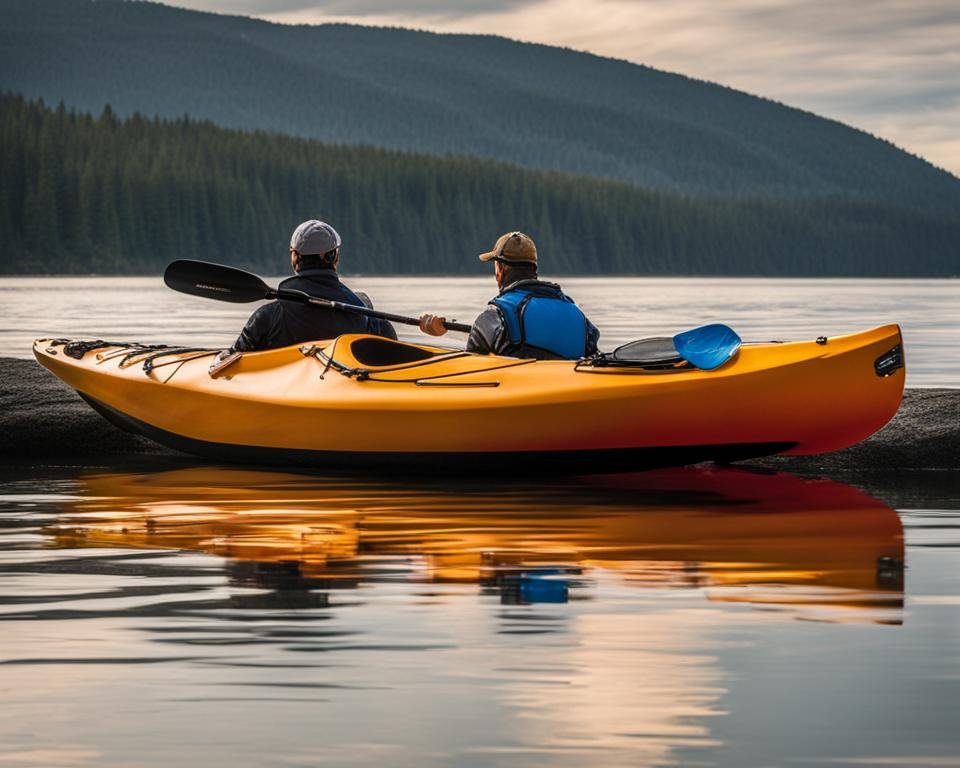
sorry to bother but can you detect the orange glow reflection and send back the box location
[47,466,904,624]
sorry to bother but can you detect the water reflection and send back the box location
[47,466,905,624]
[1,466,926,767]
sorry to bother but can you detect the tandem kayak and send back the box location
[32,325,905,473]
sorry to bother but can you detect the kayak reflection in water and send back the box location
[49,466,905,624]
[231,219,397,352]
[419,231,600,360]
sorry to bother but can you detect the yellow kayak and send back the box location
[32,324,904,471]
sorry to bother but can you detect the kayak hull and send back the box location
[33,325,905,473]
[78,391,795,471]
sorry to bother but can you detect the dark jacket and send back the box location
[232,268,397,352]
[466,279,600,359]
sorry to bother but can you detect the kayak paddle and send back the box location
[673,323,742,370]
[164,259,473,333]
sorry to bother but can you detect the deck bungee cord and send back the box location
[42,339,219,383]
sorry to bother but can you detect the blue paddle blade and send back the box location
[672,323,742,371]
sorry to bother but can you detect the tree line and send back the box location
[6,0,960,214]
[1,93,957,276]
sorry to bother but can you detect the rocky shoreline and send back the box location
[3,356,958,475]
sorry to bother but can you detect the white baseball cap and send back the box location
[290,220,342,256]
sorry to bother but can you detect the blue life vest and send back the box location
[491,285,589,360]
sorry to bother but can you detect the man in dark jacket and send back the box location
[232,220,396,352]
[419,231,599,359]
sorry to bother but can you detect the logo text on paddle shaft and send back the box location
[196,283,231,293]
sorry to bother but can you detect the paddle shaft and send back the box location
[273,289,473,333]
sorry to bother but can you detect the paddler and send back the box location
[232,220,397,351]
[419,231,599,360]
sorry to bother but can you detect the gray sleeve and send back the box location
[466,306,504,355]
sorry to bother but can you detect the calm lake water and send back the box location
[1,464,958,767]
[1,276,958,385]
[2,275,959,765]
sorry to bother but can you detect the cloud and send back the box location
[165,0,960,174]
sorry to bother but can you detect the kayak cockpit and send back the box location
[338,335,453,367]
[301,334,536,384]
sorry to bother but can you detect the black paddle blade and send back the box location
[164,260,273,303]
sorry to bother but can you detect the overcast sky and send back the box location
[167,0,959,176]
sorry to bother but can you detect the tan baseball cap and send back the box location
[478,231,538,264]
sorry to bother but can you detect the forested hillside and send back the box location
[2,95,957,276]
[2,0,959,215]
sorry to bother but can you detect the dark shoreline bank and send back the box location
[4,356,958,481]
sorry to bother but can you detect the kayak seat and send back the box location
[349,336,443,367]
[585,337,693,371]
[612,337,683,365]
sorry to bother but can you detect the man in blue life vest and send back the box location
[232,220,397,352]
[419,231,599,359]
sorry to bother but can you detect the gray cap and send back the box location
[290,220,342,256]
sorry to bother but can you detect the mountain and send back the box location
[3,94,958,276]
[2,0,959,217]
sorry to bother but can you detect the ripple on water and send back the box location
[0,464,958,767]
